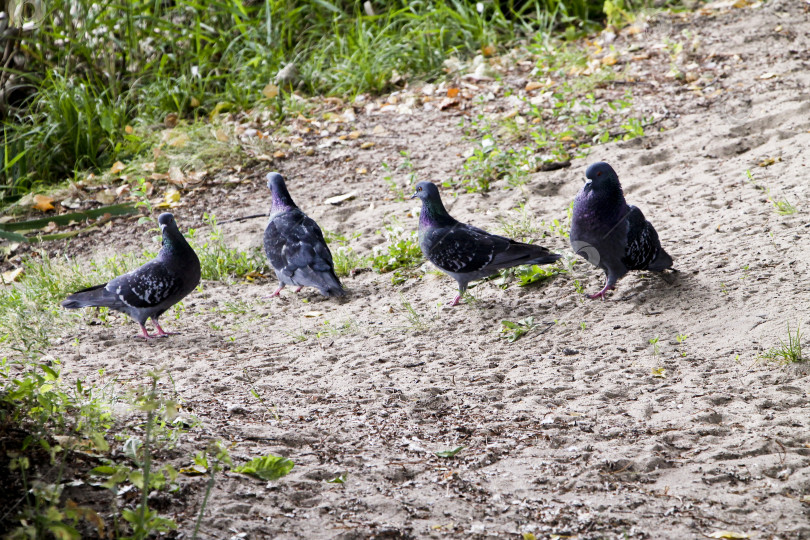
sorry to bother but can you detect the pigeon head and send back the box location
[583,162,622,194]
[157,213,188,253]
[411,181,453,227]
[158,212,176,231]
[266,172,296,212]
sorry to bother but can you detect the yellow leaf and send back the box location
[481,44,496,57]
[360,142,375,149]
[273,150,287,159]
[262,84,279,99]
[707,531,749,539]
[157,189,181,208]
[348,131,361,140]
[446,87,459,98]
[303,311,323,318]
[324,191,357,205]
[124,125,134,134]
[110,161,126,174]
[190,96,200,108]
[601,54,618,66]
[356,167,368,174]
[2,267,23,284]
[651,367,667,378]
[32,194,54,212]
[525,81,544,91]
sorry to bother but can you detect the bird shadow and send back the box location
[618,269,711,305]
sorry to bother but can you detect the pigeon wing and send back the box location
[622,205,664,271]
[423,224,508,274]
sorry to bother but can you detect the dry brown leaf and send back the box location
[525,81,544,92]
[115,185,131,198]
[372,125,387,135]
[446,87,460,98]
[157,188,181,209]
[164,113,179,128]
[190,96,200,108]
[273,150,287,159]
[124,125,134,134]
[33,194,54,212]
[758,156,781,167]
[303,311,323,318]
[439,97,460,110]
[168,166,186,186]
[481,44,496,57]
[95,189,116,205]
[142,162,156,173]
[167,132,189,148]
[110,161,126,174]
[356,167,368,174]
[324,191,357,205]
[360,142,375,149]
[2,267,23,284]
[601,54,618,66]
[348,131,361,140]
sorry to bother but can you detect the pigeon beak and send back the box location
[584,178,592,187]
[410,192,418,199]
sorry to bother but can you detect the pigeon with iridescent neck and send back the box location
[263,172,345,297]
[61,213,201,338]
[570,161,673,300]
[412,181,561,306]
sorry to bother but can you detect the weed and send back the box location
[370,219,423,280]
[760,324,803,364]
[498,203,540,240]
[188,214,265,282]
[192,441,232,540]
[399,296,431,332]
[500,317,543,342]
[649,336,660,357]
[676,333,688,343]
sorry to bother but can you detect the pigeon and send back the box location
[570,161,673,300]
[263,172,346,297]
[62,212,201,338]
[412,181,561,306]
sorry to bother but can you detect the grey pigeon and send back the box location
[570,161,673,300]
[62,213,201,338]
[412,181,561,306]
[263,172,346,297]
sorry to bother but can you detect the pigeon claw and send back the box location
[154,322,177,337]
[294,286,303,293]
[448,295,462,307]
[137,326,157,339]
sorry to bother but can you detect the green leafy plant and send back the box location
[435,446,465,458]
[232,454,294,481]
[500,317,542,343]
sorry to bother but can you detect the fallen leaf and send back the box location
[356,167,368,174]
[439,97,460,110]
[324,191,357,205]
[707,532,749,539]
[601,54,618,66]
[190,96,200,108]
[32,195,54,212]
[303,311,323,318]
[110,161,126,174]
[124,125,133,134]
[435,446,465,458]
[446,87,459,98]
[360,142,375,149]
[164,113,178,128]
[167,132,189,148]
[525,81,544,91]
[348,131,361,140]
[167,166,185,186]
[156,188,181,208]
[481,44,496,57]
[651,367,667,379]
[94,189,116,205]
[372,125,387,135]
[1,267,23,284]
[758,156,781,167]
[759,72,777,80]
[214,128,229,142]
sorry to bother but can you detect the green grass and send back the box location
[760,324,804,364]
[1,0,620,200]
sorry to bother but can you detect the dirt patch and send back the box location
[13,1,810,537]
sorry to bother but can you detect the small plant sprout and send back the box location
[676,333,688,343]
[500,317,543,343]
[760,324,804,364]
[579,321,587,331]
[574,279,585,295]
[649,336,660,357]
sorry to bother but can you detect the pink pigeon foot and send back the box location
[294,286,303,293]
[587,283,615,300]
[448,294,462,307]
[136,325,157,339]
[154,321,177,337]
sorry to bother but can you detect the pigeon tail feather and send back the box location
[61,283,120,310]
[647,247,673,272]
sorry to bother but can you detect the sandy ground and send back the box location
[21,0,810,537]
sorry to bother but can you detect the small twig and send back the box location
[216,213,268,225]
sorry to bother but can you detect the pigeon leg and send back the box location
[268,284,285,297]
[294,286,303,293]
[588,279,616,300]
[448,294,462,307]
[136,324,157,339]
[153,320,176,337]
